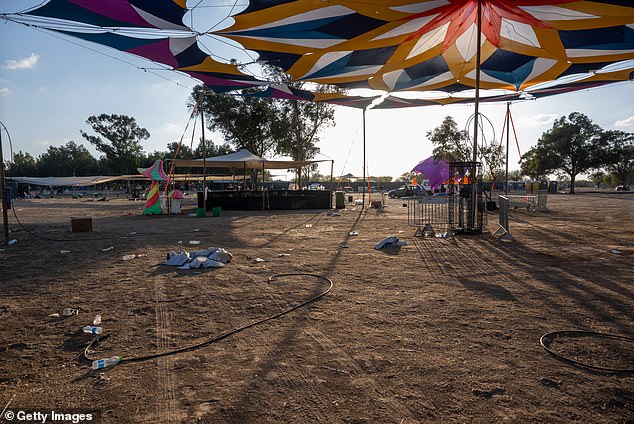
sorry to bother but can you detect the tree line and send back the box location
[6,81,336,184]
[408,113,632,194]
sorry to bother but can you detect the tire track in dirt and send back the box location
[206,280,334,423]
[154,282,179,423]
[305,327,420,423]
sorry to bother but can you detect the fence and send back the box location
[408,196,452,236]
[498,191,548,212]
[407,195,488,237]
[494,195,513,240]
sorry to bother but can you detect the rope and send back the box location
[540,330,634,373]
[83,273,333,366]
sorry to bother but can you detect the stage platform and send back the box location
[197,190,331,211]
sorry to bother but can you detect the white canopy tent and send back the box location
[170,149,330,170]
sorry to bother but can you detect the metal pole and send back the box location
[199,93,207,205]
[330,160,334,209]
[470,0,483,229]
[362,108,366,209]
[505,102,510,195]
[0,128,9,245]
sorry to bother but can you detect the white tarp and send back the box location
[170,149,329,170]
[9,176,121,187]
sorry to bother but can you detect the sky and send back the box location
[1,1,633,181]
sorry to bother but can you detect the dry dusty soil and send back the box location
[0,191,633,423]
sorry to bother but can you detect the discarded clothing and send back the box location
[162,247,233,269]
[375,236,408,250]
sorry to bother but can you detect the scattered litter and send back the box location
[327,210,340,216]
[191,228,200,232]
[8,239,17,246]
[122,254,136,261]
[189,240,201,245]
[278,253,291,257]
[82,325,103,335]
[101,247,114,252]
[375,236,407,250]
[610,249,621,254]
[354,199,363,205]
[338,243,349,248]
[305,224,313,228]
[355,301,366,305]
[93,314,102,325]
[62,308,79,316]
[129,232,137,236]
[49,313,60,318]
[178,256,225,269]
[253,257,267,263]
[164,251,190,266]
[60,250,72,254]
[349,231,359,236]
[398,230,405,234]
[162,247,233,269]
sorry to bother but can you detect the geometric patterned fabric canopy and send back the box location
[3,0,633,108]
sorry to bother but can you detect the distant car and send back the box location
[387,185,428,198]
[615,185,630,191]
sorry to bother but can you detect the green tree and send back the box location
[507,169,523,181]
[7,151,37,176]
[273,91,336,185]
[596,130,634,187]
[398,172,414,183]
[189,86,280,158]
[80,114,148,175]
[37,141,99,176]
[427,116,504,182]
[521,112,602,194]
[427,116,470,161]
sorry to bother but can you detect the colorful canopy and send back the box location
[138,159,170,181]
[3,1,633,107]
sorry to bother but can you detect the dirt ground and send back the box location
[0,191,632,423]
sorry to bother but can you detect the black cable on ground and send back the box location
[540,330,634,373]
[83,273,333,367]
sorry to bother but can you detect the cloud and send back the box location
[515,113,558,128]
[0,88,11,96]
[614,116,634,127]
[3,53,40,70]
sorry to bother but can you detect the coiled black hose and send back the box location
[540,330,634,373]
[84,273,333,366]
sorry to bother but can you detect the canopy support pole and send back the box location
[505,102,510,195]
[0,127,9,245]
[199,93,207,205]
[362,108,366,210]
[470,0,483,229]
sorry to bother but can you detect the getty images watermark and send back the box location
[2,410,99,423]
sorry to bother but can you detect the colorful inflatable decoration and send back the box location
[412,157,449,190]
[137,160,170,215]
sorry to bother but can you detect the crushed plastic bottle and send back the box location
[62,308,79,316]
[91,356,121,370]
[93,314,102,325]
[82,325,102,335]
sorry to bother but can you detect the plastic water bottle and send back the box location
[92,356,121,370]
[93,314,101,325]
[82,325,102,334]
